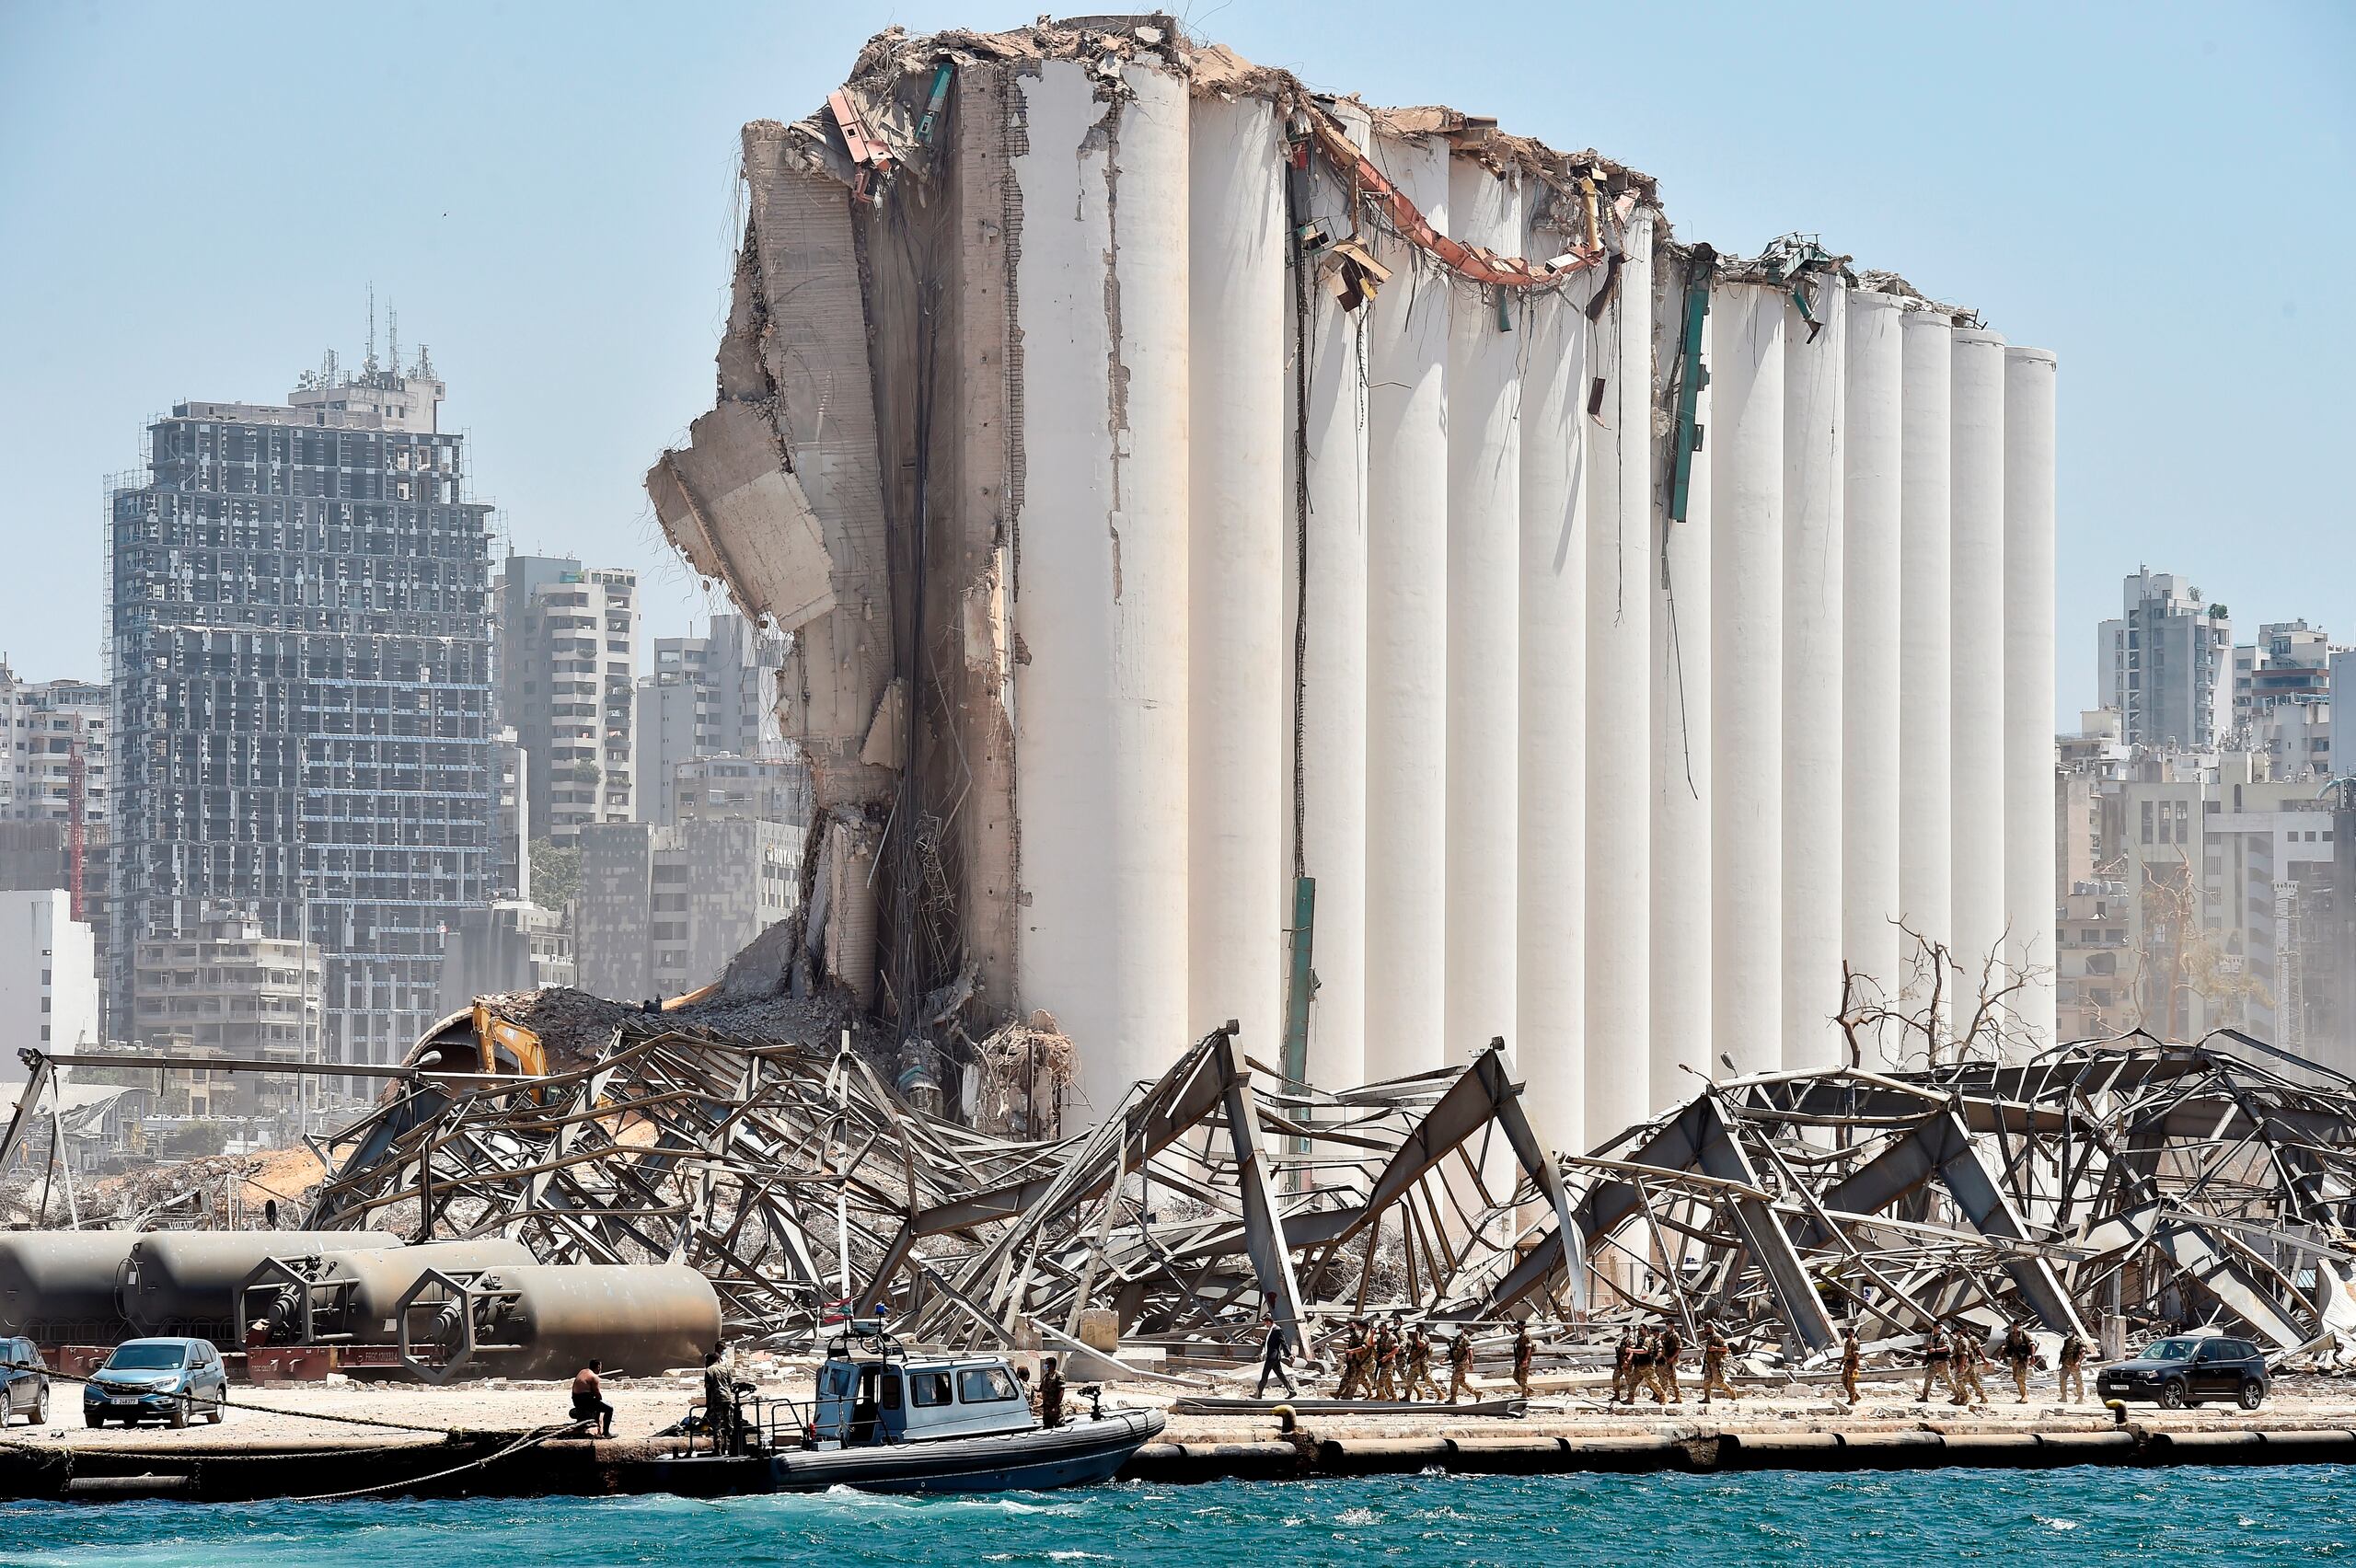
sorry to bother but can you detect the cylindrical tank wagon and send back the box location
[121,1231,402,1343]
[398,1262,721,1383]
[239,1239,536,1347]
[0,1231,144,1343]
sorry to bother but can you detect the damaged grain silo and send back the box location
[647,17,2059,1147]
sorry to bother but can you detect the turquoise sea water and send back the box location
[1,1468,2347,1566]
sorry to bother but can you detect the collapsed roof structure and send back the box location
[279,1021,2356,1371]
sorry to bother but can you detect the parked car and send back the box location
[83,1337,227,1429]
[2096,1335,2269,1410]
[0,1336,50,1426]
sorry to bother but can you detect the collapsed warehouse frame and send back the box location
[12,1023,2352,1371]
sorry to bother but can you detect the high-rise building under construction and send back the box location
[107,345,495,1066]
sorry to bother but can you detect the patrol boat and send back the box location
[658,1320,1162,1495]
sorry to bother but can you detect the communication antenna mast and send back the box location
[364,283,379,376]
[387,306,399,380]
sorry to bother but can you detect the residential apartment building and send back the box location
[494,556,639,844]
[127,911,322,1117]
[672,755,811,830]
[107,351,495,1066]
[435,900,574,1010]
[2098,570,2232,749]
[0,667,111,987]
[0,888,100,1087]
[574,818,800,1002]
[635,615,787,826]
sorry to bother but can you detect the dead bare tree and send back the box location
[1839,918,2050,1070]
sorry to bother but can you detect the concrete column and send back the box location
[1519,253,1591,1155]
[1782,280,1846,1072]
[1290,104,1371,1091]
[2004,345,2060,1052]
[1362,133,1450,1083]
[1842,293,1907,1037]
[1950,328,2009,1019]
[1443,156,1523,1066]
[1009,60,1190,1123]
[1899,310,1954,1006]
[1709,282,1784,1080]
[1587,212,1655,1134]
[1187,92,1287,1070]
[1651,255,1711,1104]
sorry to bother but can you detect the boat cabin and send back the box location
[810,1321,1036,1447]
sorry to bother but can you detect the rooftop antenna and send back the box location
[387,306,399,381]
[364,283,379,377]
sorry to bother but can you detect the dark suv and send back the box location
[2097,1335,2269,1410]
[1,1336,52,1426]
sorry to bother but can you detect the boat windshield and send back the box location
[958,1367,1021,1403]
[106,1343,190,1370]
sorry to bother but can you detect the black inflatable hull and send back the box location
[649,1410,1164,1496]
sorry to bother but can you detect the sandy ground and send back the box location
[15,1361,2356,1455]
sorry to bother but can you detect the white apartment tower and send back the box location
[2098,570,2232,751]
[635,614,788,826]
[495,557,640,845]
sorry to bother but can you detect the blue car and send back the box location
[1,1336,51,1426]
[84,1338,227,1429]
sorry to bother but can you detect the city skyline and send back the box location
[3,2,2350,710]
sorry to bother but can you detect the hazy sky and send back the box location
[2,1,2349,715]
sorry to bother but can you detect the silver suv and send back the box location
[84,1337,227,1429]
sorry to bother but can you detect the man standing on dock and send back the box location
[2057,1327,2087,1404]
[1916,1327,1953,1403]
[1611,1329,1638,1404]
[1951,1324,1991,1406]
[1840,1325,1863,1406]
[1256,1311,1297,1399]
[1372,1317,1402,1401]
[1653,1324,1683,1404]
[2003,1320,2036,1403]
[1446,1331,1474,1404]
[1403,1324,1440,1401]
[1334,1319,1369,1399]
[1698,1322,1738,1405]
[1511,1323,1535,1400]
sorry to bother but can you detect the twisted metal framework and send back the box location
[1480,1031,2356,1363]
[303,1018,2356,1368]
